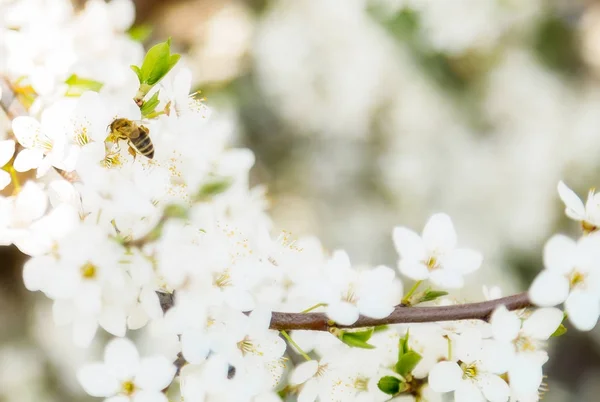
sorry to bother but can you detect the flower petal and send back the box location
[0,139,15,166]
[132,391,168,402]
[104,338,140,380]
[558,181,586,221]
[135,356,176,391]
[99,306,127,337]
[429,268,464,289]
[428,361,462,393]
[12,116,40,148]
[490,306,520,343]
[478,373,510,402]
[528,270,569,307]
[13,148,44,172]
[543,235,576,274]
[565,290,600,331]
[455,381,485,402]
[422,213,457,252]
[522,308,564,340]
[181,329,211,364]
[393,227,426,261]
[444,248,483,275]
[289,360,319,385]
[15,181,48,222]
[77,363,119,397]
[399,260,429,281]
[326,302,359,325]
[508,355,543,394]
[0,170,10,191]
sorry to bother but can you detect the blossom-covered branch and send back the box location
[157,291,532,331]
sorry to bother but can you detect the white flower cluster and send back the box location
[1,1,598,402]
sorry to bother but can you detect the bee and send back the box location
[109,118,154,159]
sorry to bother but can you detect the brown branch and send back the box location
[158,291,531,331]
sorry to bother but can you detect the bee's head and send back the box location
[110,118,132,131]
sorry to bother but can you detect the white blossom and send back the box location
[529,234,600,330]
[393,213,483,289]
[77,338,176,402]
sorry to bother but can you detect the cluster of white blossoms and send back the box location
[1,1,599,402]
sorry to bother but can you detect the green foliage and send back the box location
[140,90,161,118]
[128,24,153,43]
[551,323,567,337]
[163,204,189,220]
[395,351,422,377]
[377,376,402,395]
[338,327,376,349]
[395,331,422,377]
[131,38,181,101]
[64,74,103,96]
[195,177,233,202]
[416,289,449,304]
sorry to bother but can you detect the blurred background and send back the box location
[3,0,600,400]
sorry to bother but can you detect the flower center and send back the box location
[121,380,136,396]
[342,285,358,304]
[80,262,97,279]
[514,335,540,352]
[460,362,478,379]
[353,376,369,391]
[237,336,258,356]
[581,220,598,234]
[569,270,587,289]
[101,151,122,169]
[316,363,329,377]
[75,126,90,146]
[213,270,232,288]
[426,255,440,271]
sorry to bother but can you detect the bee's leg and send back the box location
[127,142,137,160]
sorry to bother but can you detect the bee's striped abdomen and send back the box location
[131,128,154,159]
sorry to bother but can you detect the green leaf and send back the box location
[373,325,389,333]
[195,177,233,201]
[140,38,180,86]
[130,65,143,82]
[551,323,567,337]
[128,24,153,43]
[418,289,449,303]
[64,74,103,96]
[395,350,422,377]
[344,327,374,342]
[377,376,401,395]
[340,331,376,349]
[140,90,161,118]
[168,54,181,70]
[398,330,410,358]
[163,204,189,220]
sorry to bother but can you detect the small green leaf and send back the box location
[377,376,401,395]
[64,74,103,96]
[398,330,410,358]
[340,332,376,349]
[195,177,233,201]
[140,90,161,117]
[373,325,389,333]
[343,327,374,342]
[130,65,143,82]
[168,53,181,70]
[395,350,422,376]
[141,38,180,86]
[551,323,567,337]
[418,289,449,303]
[128,24,153,43]
[163,204,189,220]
